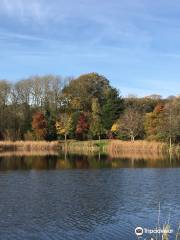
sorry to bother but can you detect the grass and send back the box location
[60,140,109,154]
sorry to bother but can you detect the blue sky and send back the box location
[0,0,180,97]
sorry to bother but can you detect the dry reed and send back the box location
[107,140,168,155]
[0,141,59,152]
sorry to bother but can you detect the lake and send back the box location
[0,153,180,240]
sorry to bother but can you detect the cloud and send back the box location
[1,0,180,97]
[0,0,51,24]
[0,0,152,50]
[0,30,44,41]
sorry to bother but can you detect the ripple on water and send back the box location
[0,169,180,239]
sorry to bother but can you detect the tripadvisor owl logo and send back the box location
[135,227,144,237]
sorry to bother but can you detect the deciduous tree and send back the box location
[56,113,73,142]
[116,107,144,141]
[32,112,47,140]
[63,73,110,111]
[76,113,89,140]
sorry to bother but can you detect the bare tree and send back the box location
[117,107,144,141]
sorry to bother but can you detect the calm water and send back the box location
[0,153,180,239]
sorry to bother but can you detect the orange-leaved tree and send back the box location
[32,112,47,140]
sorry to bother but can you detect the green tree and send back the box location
[90,98,104,140]
[63,73,110,111]
[0,80,11,139]
[102,88,124,131]
[45,110,57,141]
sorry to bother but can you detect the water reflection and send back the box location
[0,169,180,239]
[0,151,180,170]
[0,151,180,239]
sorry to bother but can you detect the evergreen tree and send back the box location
[45,110,57,141]
[102,88,124,131]
[90,98,104,140]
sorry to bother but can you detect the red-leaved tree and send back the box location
[32,112,47,140]
[76,113,89,140]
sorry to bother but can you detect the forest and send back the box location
[0,72,179,144]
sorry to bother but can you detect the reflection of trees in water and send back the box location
[64,153,111,169]
[0,155,58,170]
[108,151,180,168]
[0,151,180,170]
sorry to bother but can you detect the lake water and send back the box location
[0,153,180,240]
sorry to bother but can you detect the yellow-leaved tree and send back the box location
[56,113,73,142]
[111,123,119,133]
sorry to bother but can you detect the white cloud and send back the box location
[0,30,44,41]
[0,0,51,24]
[0,0,152,49]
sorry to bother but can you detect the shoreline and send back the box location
[0,139,178,154]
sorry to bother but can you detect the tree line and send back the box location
[0,72,179,144]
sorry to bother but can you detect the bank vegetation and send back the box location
[0,72,180,151]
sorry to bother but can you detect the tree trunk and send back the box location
[170,136,172,148]
[169,136,172,152]
[64,133,67,154]
[131,135,135,142]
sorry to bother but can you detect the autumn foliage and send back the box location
[0,73,180,143]
[76,113,89,140]
[32,112,47,140]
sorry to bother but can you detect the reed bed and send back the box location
[107,140,168,156]
[170,144,180,157]
[1,140,180,161]
[0,141,60,152]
